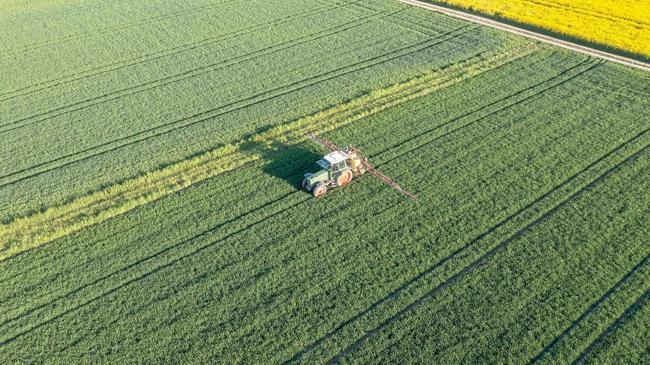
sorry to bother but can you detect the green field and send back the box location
[1,0,648,363]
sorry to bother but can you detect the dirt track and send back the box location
[399,0,650,72]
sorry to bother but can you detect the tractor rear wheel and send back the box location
[312,182,328,198]
[302,176,312,192]
[336,170,353,186]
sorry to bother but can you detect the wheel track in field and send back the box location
[0,43,520,266]
[345,0,446,37]
[0,185,301,316]
[0,6,399,133]
[0,26,473,188]
[372,57,601,165]
[0,0,366,103]
[571,288,650,364]
[0,192,310,347]
[54,185,404,357]
[0,171,257,312]
[1,0,245,56]
[0,43,525,275]
[0,8,415,174]
[0,177,395,346]
[323,141,649,364]
[359,48,563,130]
[206,189,411,353]
[0,167,250,288]
[0,9,408,136]
[528,254,650,364]
[0,46,526,336]
[284,130,649,364]
[0,64,642,349]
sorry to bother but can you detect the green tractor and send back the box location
[302,149,366,198]
[302,134,417,200]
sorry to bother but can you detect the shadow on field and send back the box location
[240,140,322,188]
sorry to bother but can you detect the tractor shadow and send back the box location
[240,140,322,189]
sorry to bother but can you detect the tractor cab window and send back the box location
[317,159,329,170]
[332,161,346,172]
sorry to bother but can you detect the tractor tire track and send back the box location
[0,0,361,103]
[324,144,649,364]
[1,0,244,56]
[0,7,397,133]
[0,45,528,328]
[373,58,601,165]
[345,1,439,37]
[0,40,515,264]
[571,288,650,364]
[0,9,410,174]
[369,55,594,160]
[528,254,650,364]
[0,191,309,346]
[58,161,410,358]
[0,157,399,333]
[284,130,648,364]
[0,27,472,189]
[73,186,403,356]
[0,164,248,287]
[0,188,298,327]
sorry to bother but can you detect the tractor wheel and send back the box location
[312,182,328,198]
[336,170,353,186]
[302,176,312,192]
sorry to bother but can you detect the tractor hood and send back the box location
[307,170,328,184]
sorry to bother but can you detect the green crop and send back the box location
[0,42,535,260]
[0,0,648,364]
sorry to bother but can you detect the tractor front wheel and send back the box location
[312,182,328,198]
[302,176,313,192]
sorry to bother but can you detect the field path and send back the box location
[398,0,650,72]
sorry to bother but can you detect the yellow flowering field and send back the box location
[432,0,650,57]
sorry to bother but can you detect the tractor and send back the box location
[302,134,416,200]
[302,148,367,198]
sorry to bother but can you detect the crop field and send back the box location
[1,0,649,363]
[427,0,650,58]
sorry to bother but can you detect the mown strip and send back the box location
[0,44,537,262]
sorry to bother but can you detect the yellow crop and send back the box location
[433,0,650,57]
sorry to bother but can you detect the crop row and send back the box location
[0,43,533,262]
[1,1,507,221]
[0,0,363,103]
[0,2,393,126]
[1,49,648,362]
[343,150,649,364]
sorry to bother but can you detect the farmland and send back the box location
[1,0,649,363]
[426,0,650,58]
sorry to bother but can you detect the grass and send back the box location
[427,0,650,58]
[1,0,649,363]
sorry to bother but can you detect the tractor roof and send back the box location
[322,151,349,165]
